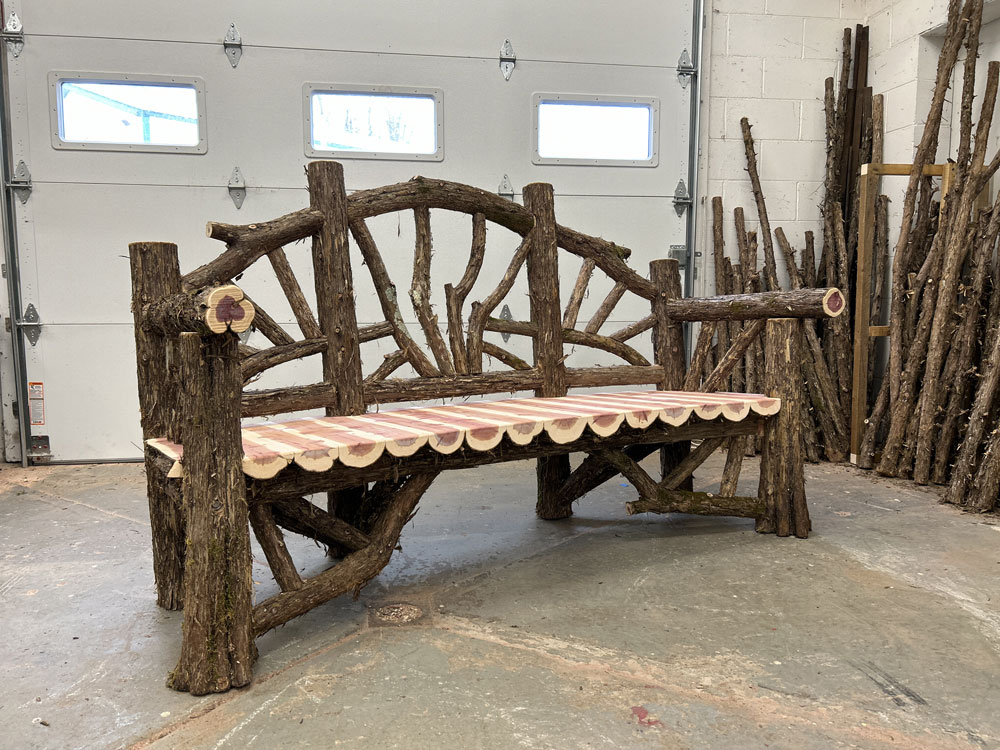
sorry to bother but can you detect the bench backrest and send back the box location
[183,161,684,420]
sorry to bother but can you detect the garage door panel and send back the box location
[16,40,688,197]
[18,0,690,69]
[25,184,310,324]
[27,324,142,460]
[7,2,695,461]
[25,188,681,367]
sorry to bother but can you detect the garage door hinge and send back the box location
[224,23,242,68]
[2,12,23,58]
[672,178,692,217]
[498,174,514,201]
[499,39,516,81]
[499,304,513,342]
[228,166,246,209]
[677,49,697,88]
[7,160,31,203]
[17,303,41,346]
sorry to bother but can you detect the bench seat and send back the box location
[148,390,780,480]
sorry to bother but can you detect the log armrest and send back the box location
[142,284,255,336]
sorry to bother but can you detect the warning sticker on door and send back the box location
[28,381,44,426]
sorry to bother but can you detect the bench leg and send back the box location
[168,333,257,694]
[324,487,365,557]
[145,449,186,610]
[757,318,810,537]
[660,443,694,491]
[535,454,572,519]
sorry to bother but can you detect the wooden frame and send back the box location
[850,162,989,460]
[131,162,843,694]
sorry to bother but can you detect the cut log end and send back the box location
[822,287,846,318]
[204,284,256,334]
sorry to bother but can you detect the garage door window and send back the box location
[304,85,443,161]
[533,94,659,166]
[49,73,206,153]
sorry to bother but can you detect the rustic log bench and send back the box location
[130,161,844,695]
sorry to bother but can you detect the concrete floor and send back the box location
[1,455,999,750]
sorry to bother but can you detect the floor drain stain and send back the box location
[371,603,423,625]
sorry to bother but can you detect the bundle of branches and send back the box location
[856,0,1000,513]
[700,26,874,463]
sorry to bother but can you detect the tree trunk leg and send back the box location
[757,319,809,538]
[130,241,184,609]
[168,333,257,695]
[536,455,573,519]
[145,450,186,610]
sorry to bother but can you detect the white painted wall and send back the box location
[698,0,865,292]
[696,0,1000,290]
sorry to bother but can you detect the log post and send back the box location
[309,161,364,414]
[757,318,809,538]
[129,241,185,611]
[308,161,366,533]
[168,332,257,695]
[524,182,571,520]
[650,258,690,487]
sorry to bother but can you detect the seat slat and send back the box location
[146,390,780,480]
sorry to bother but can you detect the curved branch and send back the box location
[466,236,531,373]
[563,258,596,329]
[348,177,534,233]
[190,177,653,308]
[243,322,395,379]
[482,341,532,370]
[267,247,323,339]
[242,294,294,346]
[485,316,650,367]
[242,338,327,381]
[557,227,654,300]
[347,177,654,299]
[185,208,325,290]
[455,212,487,301]
[445,213,487,374]
[609,315,654,342]
[683,322,717,391]
[349,219,439,377]
[410,207,455,374]
[365,350,408,383]
[584,282,627,334]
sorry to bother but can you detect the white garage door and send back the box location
[0,0,696,461]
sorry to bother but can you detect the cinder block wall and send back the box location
[697,0,960,293]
